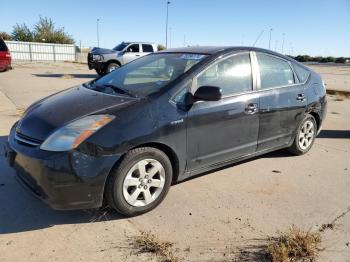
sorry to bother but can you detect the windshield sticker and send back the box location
[179,54,206,60]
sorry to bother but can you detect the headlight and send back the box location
[40,115,115,152]
[93,54,103,61]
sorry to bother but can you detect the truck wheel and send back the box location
[105,147,173,217]
[106,62,120,73]
[95,69,105,76]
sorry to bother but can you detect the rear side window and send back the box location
[0,39,8,51]
[197,53,253,96]
[256,53,294,89]
[142,44,154,53]
[293,63,310,83]
[126,44,140,53]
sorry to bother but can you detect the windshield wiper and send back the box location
[94,83,136,97]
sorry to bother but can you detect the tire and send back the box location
[95,68,105,76]
[105,147,173,217]
[288,114,317,155]
[106,62,120,73]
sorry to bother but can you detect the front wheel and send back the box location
[288,114,317,155]
[105,147,173,217]
[106,62,120,73]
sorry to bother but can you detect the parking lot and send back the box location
[0,62,349,261]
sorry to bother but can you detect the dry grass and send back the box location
[16,107,26,117]
[131,231,178,262]
[266,226,321,262]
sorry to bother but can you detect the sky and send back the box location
[2,0,350,57]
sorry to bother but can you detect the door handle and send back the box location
[135,54,140,57]
[296,93,305,101]
[245,103,258,114]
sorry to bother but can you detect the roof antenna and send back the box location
[253,30,264,47]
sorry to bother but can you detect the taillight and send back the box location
[5,51,11,58]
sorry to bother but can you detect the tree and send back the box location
[326,56,336,63]
[320,57,328,63]
[157,44,166,51]
[11,23,33,41]
[33,17,74,44]
[0,32,12,40]
[335,57,346,63]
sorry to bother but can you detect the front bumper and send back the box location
[5,125,120,210]
[87,53,105,71]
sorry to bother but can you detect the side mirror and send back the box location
[193,86,222,102]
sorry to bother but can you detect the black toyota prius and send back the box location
[5,46,327,216]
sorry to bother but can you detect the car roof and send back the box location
[160,46,295,61]
[123,41,155,44]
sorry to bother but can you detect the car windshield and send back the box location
[86,53,207,97]
[112,42,129,51]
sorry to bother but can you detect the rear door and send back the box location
[123,43,141,63]
[186,52,260,171]
[253,52,307,151]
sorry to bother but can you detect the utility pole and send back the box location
[281,33,285,54]
[165,1,170,48]
[97,19,100,47]
[268,28,273,50]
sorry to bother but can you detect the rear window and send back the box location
[0,39,8,51]
[293,63,310,83]
[142,44,154,53]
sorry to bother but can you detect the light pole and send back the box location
[165,1,170,48]
[97,19,100,47]
[281,33,285,54]
[268,28,273,50]
[169,27,172,48]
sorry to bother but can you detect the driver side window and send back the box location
[126,44,140,53]
[196,53,253,96]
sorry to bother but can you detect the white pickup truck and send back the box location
[88,42,157,75]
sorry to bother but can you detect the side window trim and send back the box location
[253,51,302,91]
[192,52,254,99]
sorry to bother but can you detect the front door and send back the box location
[123,44,141,64]
[186,52,259,171]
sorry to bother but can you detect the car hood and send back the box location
[16,85,137,142]
[91,47,119,55]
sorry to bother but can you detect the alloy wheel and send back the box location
[122,159,165,207]
[298,120,315,150]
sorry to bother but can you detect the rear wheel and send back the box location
[288,114,317,155]
[105,147,173,216]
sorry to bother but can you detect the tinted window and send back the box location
[142,44,154,53]
[293,63,310,83]
[197,54,252,96]
[256,53,294,89]
[0,39,8,51]
[126,44,139,53]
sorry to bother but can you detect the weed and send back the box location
[266,226,321,262]
[131,231,178,262]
